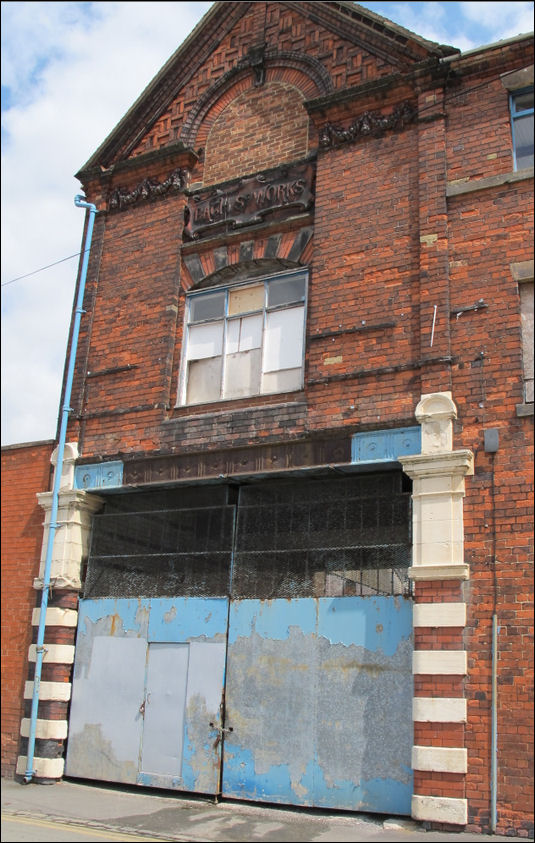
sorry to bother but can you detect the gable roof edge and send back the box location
[76,2,246,177]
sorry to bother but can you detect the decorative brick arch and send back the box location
[181,227,313,291]
[180,50,333,152]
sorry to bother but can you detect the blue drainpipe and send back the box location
[24,196,98,783]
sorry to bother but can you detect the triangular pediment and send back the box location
[77,1,458,179]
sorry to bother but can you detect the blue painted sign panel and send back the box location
[351,427,421,463]
[74,461,123,490]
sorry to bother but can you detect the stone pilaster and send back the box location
[401,394,474,829]
[17,443,103,783]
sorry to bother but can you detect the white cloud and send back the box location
[460,1,534,40]
[362,1,533,51]
[1,2,211,445]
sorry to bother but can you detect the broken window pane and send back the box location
[180,271,307,406]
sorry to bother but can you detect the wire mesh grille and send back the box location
[84,505,235,598]
[84,472,412,599]
[232,474,411,598]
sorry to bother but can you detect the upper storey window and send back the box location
[179,269,307,406]
[510,87,534,170]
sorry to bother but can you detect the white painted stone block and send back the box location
[413,603,466,627]
[32,608,78,627]
[409,564,469,580]
[412,745,468,773]
[28,644,75,664]
[413,697,467,723]
[20,718,68,740]
[412,795,468,825]
[24,681,71,701]
[16,755,64,779]
[413,650,467,675]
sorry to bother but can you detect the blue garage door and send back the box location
[67,474,413,814]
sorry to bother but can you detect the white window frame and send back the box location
[519,278,534,404]
[510,86,534,171]
[177,268,308,406]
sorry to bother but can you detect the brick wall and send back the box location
[1,441,53,777]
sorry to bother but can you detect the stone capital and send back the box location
[415,392,457,454]
[35,489,104,590]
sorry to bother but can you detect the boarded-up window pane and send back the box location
[262,367,302,394]
[515,114,534,169]
[181,273,307,405]
[223,349,262,399]
[186,357,222,403]
[263,306,304,372]
[228,284,264,315]
[187,322,224,360]
[226,315,263,354]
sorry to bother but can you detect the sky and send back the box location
[1,1,533,447]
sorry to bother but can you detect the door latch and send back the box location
[209,722,233,734]
[139,700,145,716]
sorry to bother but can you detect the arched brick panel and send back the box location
[180,50,333,152]
[203,81,310,186]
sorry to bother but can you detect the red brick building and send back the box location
[1,440,54,777]
[7,2,533,836]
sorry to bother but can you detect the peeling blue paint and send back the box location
[80,598,150,635]
[228,597,412,657]
[180,724,197,792]
[318,596,412,656]
[223,744,293,803]
[228,598,317,643]
[73,593,412,813]
[148,597,228,642]
[137,771,183,789]
[79,597,228,642]
[222,745,411,813]
[224,595,413,814]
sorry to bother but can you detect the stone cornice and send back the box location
[401,449,475,478]
[76,141,197,185]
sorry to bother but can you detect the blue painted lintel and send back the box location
[74,461,123,490]
[351,427,421,464]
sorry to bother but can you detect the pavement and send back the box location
[0,777,521,842]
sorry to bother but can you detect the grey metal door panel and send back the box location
[66,635,146,784]
[181,641,227,794]
[140,643,189,779]
[67,597,227,794]
[222,596,413,814]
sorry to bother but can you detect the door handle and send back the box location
[139,700,145,716]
